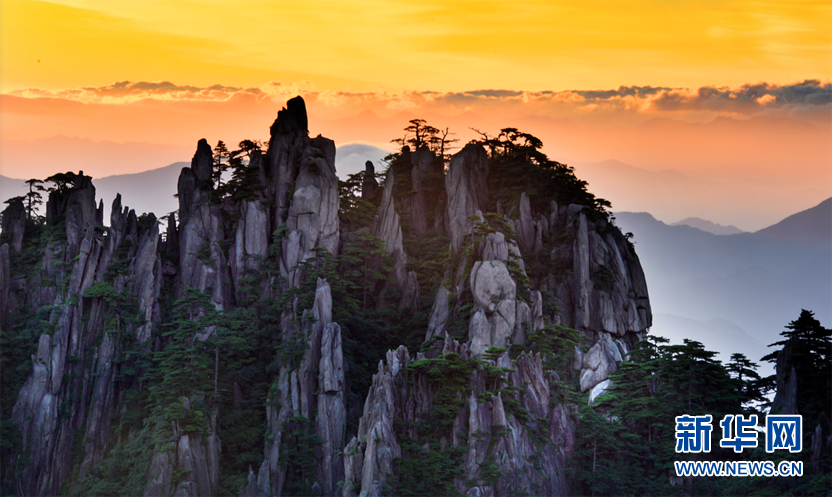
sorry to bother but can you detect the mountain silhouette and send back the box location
[749,196,832,245]
[671,217,744,235]
[615,199,831,364]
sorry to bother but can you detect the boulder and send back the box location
[470,261,516,313]
[588,379,612,405]
[580,333,621,392]
[482,232,509,262]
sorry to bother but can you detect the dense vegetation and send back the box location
[572,321,831,497]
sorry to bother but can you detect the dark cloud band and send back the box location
[8,80,830,115]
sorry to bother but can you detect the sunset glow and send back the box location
[1,0,830,230]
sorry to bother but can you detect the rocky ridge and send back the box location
[1,96,651,497]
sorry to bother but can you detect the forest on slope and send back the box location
[0,97,829,496]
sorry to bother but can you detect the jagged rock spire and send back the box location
[446,143,489,252]
[362,160,378,199]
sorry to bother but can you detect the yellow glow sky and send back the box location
[3,0,830,93]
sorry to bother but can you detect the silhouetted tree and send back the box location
[24,179,44,220]
[762,309,831,419]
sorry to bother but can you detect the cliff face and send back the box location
[1,96,651,497]
[341,140,651,497]
[7,180,162,496]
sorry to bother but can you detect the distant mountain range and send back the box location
[1,163,186,222]
[572,159,829,232]
[671,217,743,235]
[752,197,832,245]
[615,197,832,372]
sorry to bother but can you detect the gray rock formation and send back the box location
[145,410,220,497]
[2,95,658,496]
[446,144,489,252]
[37,173,102,250]
[316,321,347,497]
[227,148,270,302]
[265,102,341,289]
[467,260,532,356]
[438,143,649,394]
[588,379,612,405]
[1,196,25,252]
[579,333,622,392]
[286,136,340,259]
[342,339,571,497]
[267,96,310,227]
[362,160,378,200]
[177,141,232,311]
[470,261,516,313]
[408,146,446,235]
[517,192,535,256]
[252,279,346,497]
[541,204,651,337]
[425,285,450,340]
[373,168,404,256]
[371,168,420,311]
[231,198,269,301]
[769,341,798,415]
[10,190,164,496]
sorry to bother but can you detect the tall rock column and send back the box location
[408,145,446,235]
[316,321,346,497]
[371,168,420,311]
[1,196,26,252]
[266,97,340,288]
[362,160,379,199]
[267,95,309,227]
[445,144,489,252]
[230,150,270,302]
[252,279,346,497]
[247,97,345,497]
[176,138,232,311]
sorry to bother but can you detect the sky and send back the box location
[1,0,831,231]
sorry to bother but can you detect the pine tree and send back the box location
[24,179,44,220]
[762,309,832,419]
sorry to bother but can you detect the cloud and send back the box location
[5,80,830,122]
[646,80,832,113]
[10,81,265,104]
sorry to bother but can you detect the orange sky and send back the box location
[3,0,831,92]
[1,0,830,230]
